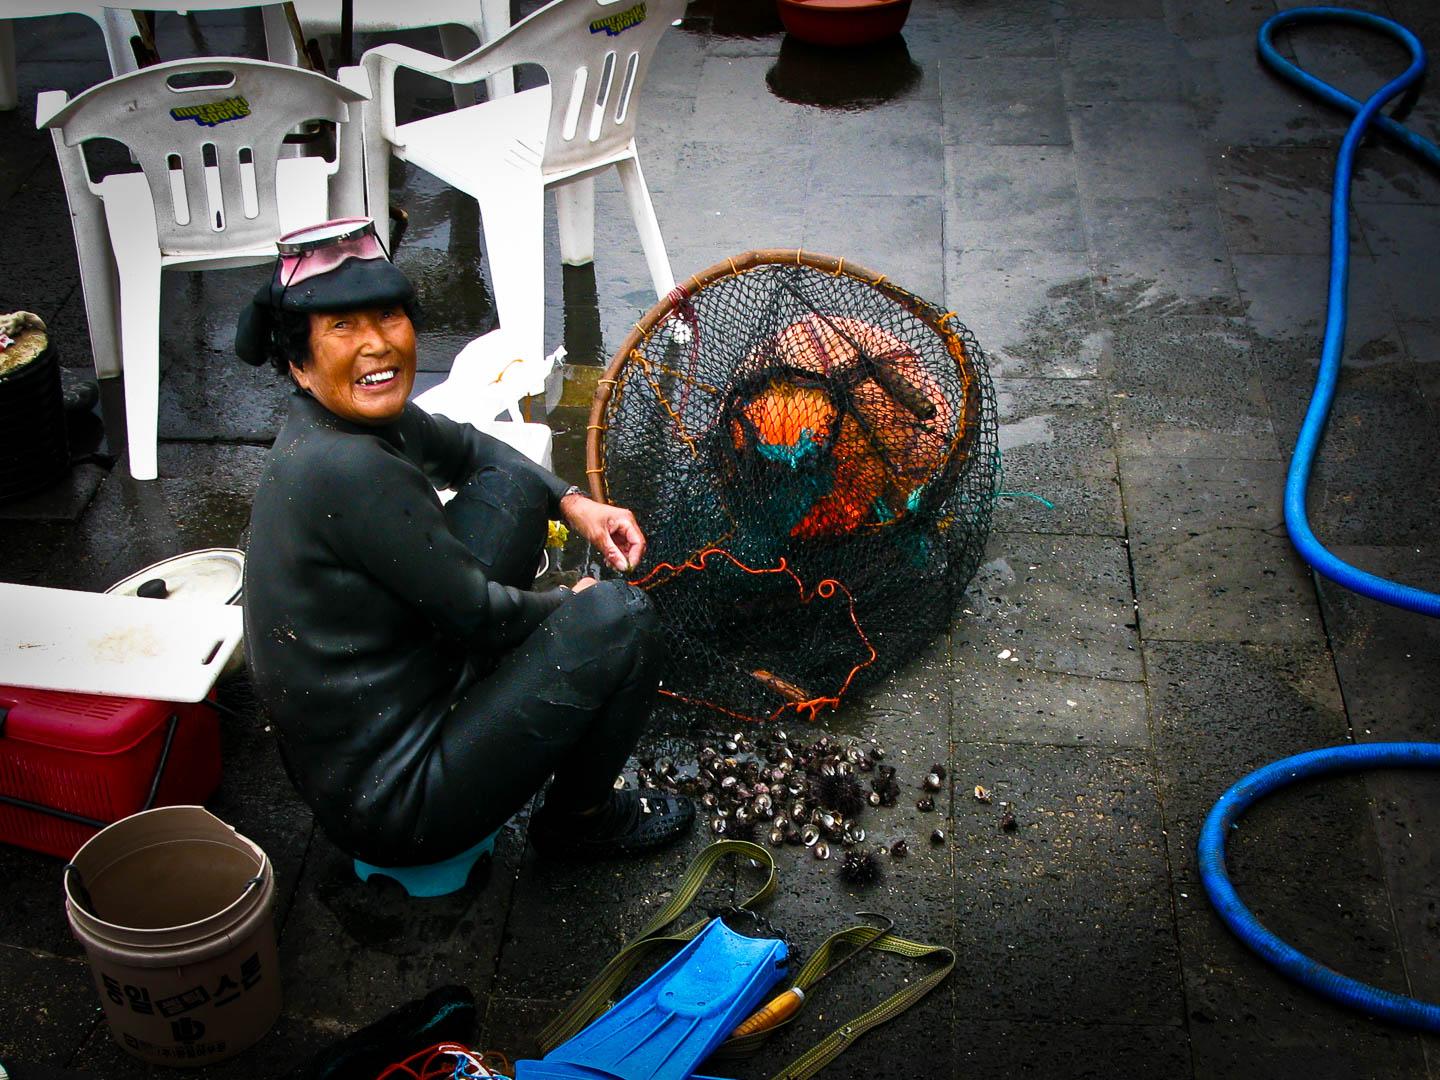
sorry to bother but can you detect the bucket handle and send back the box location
[66,866,265,921]
[64,863,99,918]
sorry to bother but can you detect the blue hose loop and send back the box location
[1257,7,1440,616]
[1198,743,1440,1031]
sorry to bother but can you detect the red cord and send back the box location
[629,548,876,723]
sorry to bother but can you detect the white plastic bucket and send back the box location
[64,806,281,1067]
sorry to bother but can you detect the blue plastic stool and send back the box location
[353,830,499,898]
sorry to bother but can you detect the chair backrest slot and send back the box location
[200,142,225,231]
[563,68,589,142]
[166,69,234,91]
[589,52,616,142]
[237,146,259,219]
[166,152,190,227]
[615,51,639,125]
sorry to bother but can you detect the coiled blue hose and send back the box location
[1260,7,1440,616]
[1199,744,1440,1030]
[1196,7,1440,1033]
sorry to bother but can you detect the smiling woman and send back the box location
[291,306,418,425]
[232,219,695,878]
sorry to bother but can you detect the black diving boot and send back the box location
[530,788,695,859]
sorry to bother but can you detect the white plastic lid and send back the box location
[105,548,244,605]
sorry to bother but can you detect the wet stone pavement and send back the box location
[2,0,1439,1076]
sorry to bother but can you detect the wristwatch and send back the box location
[560,484,588,502]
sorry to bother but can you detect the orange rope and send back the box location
[630,547,877,724]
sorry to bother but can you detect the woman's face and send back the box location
[292,307,417,424]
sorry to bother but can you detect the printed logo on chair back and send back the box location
[590,2,647,36]
[169,96,252,128]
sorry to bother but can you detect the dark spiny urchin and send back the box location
[871,766,901,808]
[838,849,884,888]
[817,772,868,818]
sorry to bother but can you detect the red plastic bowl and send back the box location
[776,0,913,48]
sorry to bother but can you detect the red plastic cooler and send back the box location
[0,685,221,859]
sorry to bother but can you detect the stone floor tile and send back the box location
[0,945,101,1069]
[1070,102,1217,203]
[1175,884,1430,1079]
[803,194,945,304]
[1120,454,1325,644]
[1090,260,1244,327]
[1232,251,1402,347]
[944,250,1102,380]
[950,742,1167,880]
[956,1018,1191,1078]
[1145,640,1384,886]
[1214,145,1365,256]
[806,100,945,200]
[1164,0,1274,42]
[938,58,1070,147]
[1119,454,1288,542]
[953,865,1185,1026]
[953,651,1149,748]
[1082,196,1235,281]
[1263,363,1438,547]
[908,2,1058,62]
[992,377,1125,538]
[1104,315,1280,460]
[946,145,1086,253]
[1316,547,1440,743]
[1058,13,1186,65]
[956,530,1141,682]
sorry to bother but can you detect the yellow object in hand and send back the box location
[547,521,569,549]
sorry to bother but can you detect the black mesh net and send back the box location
[592,254,999,724]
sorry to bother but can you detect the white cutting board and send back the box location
[0,583,242,702]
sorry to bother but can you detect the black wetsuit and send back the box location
[244,392,662,865]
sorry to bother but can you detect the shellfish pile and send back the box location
[629,729,950,886]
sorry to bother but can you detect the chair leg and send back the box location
[476,179,545,366]
[478,0,514,98]
[437,26,479,109]
[616,156,675,298]
[260,5,301,68]
[116,265,164,481]
[556,178,595,268]
[98,172,167,479]
[0,22,16,112]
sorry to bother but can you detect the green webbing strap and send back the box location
[761,930,955,1080]
[714,923,955,1075]
[537,840,778,1053]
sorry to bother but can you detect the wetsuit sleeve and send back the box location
[404,405,573,517]
[315,439,567,651]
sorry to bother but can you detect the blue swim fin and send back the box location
[515,918,789,1080]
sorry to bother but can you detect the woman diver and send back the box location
[235,218,694,868]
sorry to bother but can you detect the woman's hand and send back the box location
[561,491,646,574]
[573,576,599,593]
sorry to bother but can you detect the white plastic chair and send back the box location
[38,57,367,480]
[289,0,514,103]
[1,3,145,111]
[2,2,323,113]
[349,0,681,425]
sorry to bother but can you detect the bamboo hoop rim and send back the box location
[586,248,979,505]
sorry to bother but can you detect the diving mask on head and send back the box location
[235,217,416,367]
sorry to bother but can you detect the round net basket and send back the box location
[588,250,999,724]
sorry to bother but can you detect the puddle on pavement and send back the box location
[766,34,923,111]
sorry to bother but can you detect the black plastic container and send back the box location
[0,339,70,502]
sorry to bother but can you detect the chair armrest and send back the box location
[35,89,70,130]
